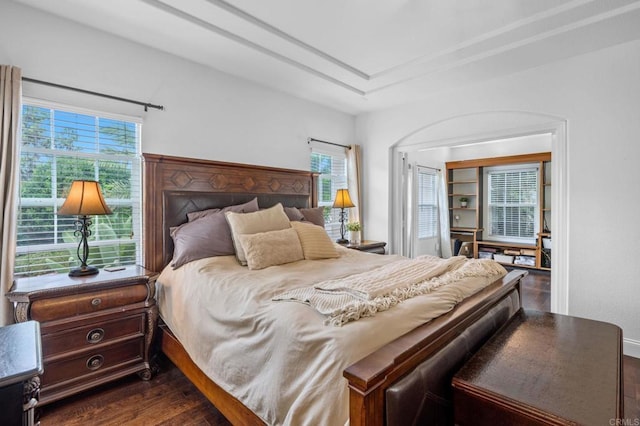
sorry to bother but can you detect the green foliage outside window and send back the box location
[15,104,140,277]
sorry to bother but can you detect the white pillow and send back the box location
[290,221,339,260]
[226,203,291,265]
[238,228,303,270]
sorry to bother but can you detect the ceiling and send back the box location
[14,0,640,114]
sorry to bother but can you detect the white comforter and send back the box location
[156,246,504,425]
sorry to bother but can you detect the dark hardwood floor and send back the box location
[39,355,232,426]
[39,270,640,425]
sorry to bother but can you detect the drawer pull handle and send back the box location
[86,355,104,371]
[91,298,102,307]
[86,328,105,344]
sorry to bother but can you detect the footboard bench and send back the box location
[344,269,526,426]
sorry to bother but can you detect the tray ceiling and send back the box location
[14,0,640,114]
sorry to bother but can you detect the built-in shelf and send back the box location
[477,240,537,250]
[447,152,551,270]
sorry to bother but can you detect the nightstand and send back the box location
[7,265,158,405]
[0,321,42,426]
[342,240,386,254]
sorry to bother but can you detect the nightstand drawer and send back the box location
[42,314,145,358]
[42,338,143,388]
[30,284,149,322]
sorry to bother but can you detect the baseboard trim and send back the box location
[624,338,640,358]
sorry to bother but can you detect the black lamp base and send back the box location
[336,238,349,244]
[68,265,100,277]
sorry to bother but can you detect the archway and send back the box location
[388,111,568,314]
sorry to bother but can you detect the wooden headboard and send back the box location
[142,153,317,273]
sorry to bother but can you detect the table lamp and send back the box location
[332,188,355,244]
[58,180,112,276]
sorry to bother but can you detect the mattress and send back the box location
[155,246,503,425]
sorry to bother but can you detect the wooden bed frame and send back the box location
[142,153,527,426]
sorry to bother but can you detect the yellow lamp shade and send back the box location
[332,189,355,209]
[58,180,112,216]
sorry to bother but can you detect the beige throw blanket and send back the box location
[274,255,506,326]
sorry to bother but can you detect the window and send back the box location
[15,100,142,277]
[485,165,538,243]
[416,167,438,239]
[310,147,348,240]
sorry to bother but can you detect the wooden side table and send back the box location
[452,310,623,425]
[0,321,43,426]
[7,266,158,405]
[342,240,386,254]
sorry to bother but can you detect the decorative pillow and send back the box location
[187,197,259,222]
[300,207,325,227]
[238,228,303,270]
[290,221,339,260]
[226,203,292,265]
[284,206,305,221]
[170,212,235,268]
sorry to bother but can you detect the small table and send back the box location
[452,310,623,425]
[342,240,386,254]
[0,321,43,426]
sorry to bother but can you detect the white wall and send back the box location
[0,0,354,171]
[357,40,640,356]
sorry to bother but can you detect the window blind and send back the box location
[310,147,348,240]
[487,168,538,242]
[417,168,438,239]
[15,100,142,277]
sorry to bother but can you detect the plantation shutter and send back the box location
[417,167,438,239]
[487,167,538,242]
[310,146,348,240]
[15,100,142,277]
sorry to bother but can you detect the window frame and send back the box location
[416,166,438,240]
[483,163,539,245]
[15,98,143,277]
[310,144,348,240]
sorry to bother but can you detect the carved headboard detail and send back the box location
[142,153,317,273]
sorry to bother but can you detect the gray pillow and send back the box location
[284,206,305,221]
[170,212,235,268]
[300,207,325,227]
[170,198,260,268]
[187,197,259,221]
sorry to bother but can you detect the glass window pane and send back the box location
[487,167,538,241]
[16,102,141,277]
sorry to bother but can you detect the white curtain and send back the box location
[347,144,362,230]
[0,65,21,325]
[437,170,452,258]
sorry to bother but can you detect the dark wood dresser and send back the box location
[452,309,623,425]
[0,321,43,426]
[7,266,158,405]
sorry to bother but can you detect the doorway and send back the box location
[388,111,567,314]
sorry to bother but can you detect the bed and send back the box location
[142,153,527,426]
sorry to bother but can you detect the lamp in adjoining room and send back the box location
[58,180,112,277]
[332,188,355,244]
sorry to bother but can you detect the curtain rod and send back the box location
[22,77,164,112]
[307,137,350,149]
[416,164,441,172]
